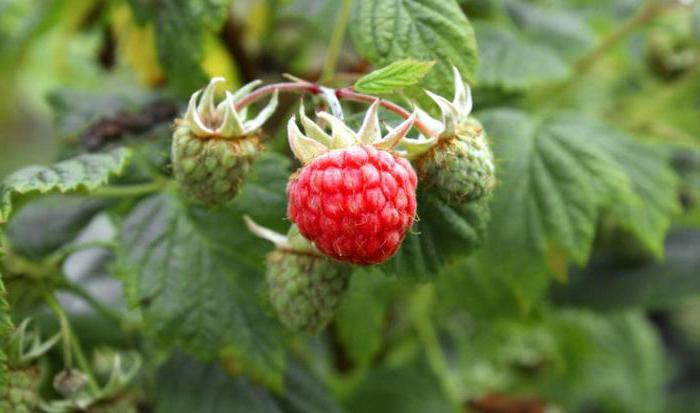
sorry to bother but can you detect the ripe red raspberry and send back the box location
[288,144,417,265]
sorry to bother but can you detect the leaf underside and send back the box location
[0,148,132,224]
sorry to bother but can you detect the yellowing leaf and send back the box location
[201,32,240,86]
[112,4,164,87]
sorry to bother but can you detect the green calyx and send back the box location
[172,77,278,205]
[244,218,352,333]
[416,121,496,204]
[288,100,417,164]
[181,77,278,140]
[4,318,61,368]
[0,319,59,412]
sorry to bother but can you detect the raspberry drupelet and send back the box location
[286,101,418,265]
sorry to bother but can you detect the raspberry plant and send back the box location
[0,0,699,412]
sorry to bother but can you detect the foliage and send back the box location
[0,0,699,412]
[354,59,436,94]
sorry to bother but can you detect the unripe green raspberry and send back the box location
[267,250,351,333]
[172,128,260,205]
[401,67,496,205]
[171,77,278,205]
[244,218,352,333]
[0,365,43,412]
[53,368,88,397]
[416,122,495,204]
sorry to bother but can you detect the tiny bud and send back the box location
[53,369,88,397]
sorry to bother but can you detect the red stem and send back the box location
[235,82,437,138]
[235,82,322,109]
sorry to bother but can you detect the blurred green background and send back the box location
[2,0,700,411]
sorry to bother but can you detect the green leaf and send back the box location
[435,258,523,320]
[6,196,108,260]
[559,114,681,257]
[335,268,393,366]
[275,359,343,413]
[569,312,666,413]
[116,154,291,390]
[154,0,208,94]
[344,358,453,413]
[127,0,234,93]
[128,0,234,29]
[385,192,490,280]
[155,353,280,413]
[0,148,132,224]
[350,0,478,96]
[475,109,638,306]
[474,22,570,91]
[474,110,680,311]
[156,353,341,413]
[355,59,435,94]
[553,230,700,311]
[447,309,665,411]
[117,193,285,390]
[505,0,595,59]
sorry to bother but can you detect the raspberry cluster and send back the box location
[190,67,495,333]
[288,145,417,265]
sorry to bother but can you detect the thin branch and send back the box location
[44,291,73,369]
[57,279,123,326]
[336,88,436,137]
[574,1,664,73]
[235,82,322,109]
[53,240,116,263]
[91,181,164,198]
[43,290,100,393]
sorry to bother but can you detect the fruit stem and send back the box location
[43,290,100,393]
[235,82,438,138]
[410,285,463,405]
[91,180,165,198]
[574,1,666,74]
[243,215,289,248]
[43,290,72,369]
[336,87,437,138]
[57,279,123,326]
